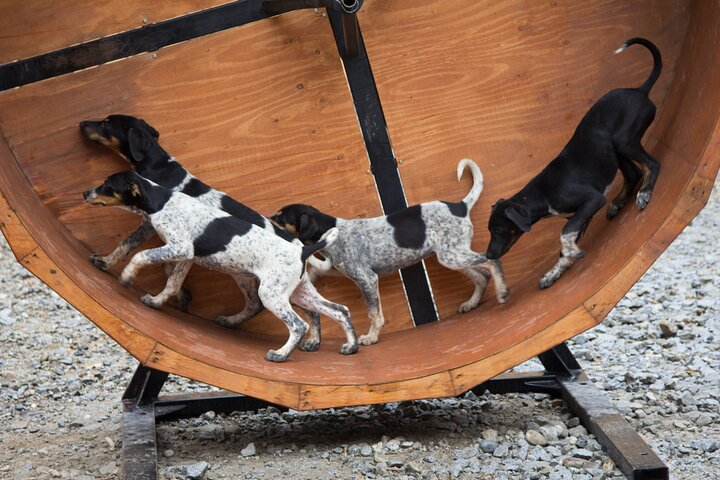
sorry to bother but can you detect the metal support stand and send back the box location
[121,343,668,480]
[472,343,669,480]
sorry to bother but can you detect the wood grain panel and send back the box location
[0,10,412,339]
[360,0,690,320]
[0,0,232,64]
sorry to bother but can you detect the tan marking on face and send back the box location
[269,218,283,229]
[130,183,141,198]
[285,223,297,235]
[86,192,124,207]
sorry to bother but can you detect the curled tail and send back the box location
[301,228,339,264]
[614,37,662,94]
[457,158,484,210]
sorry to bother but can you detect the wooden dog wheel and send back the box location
[0,0,718,410]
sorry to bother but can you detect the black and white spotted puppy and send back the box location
[271,159,508,347]
[79,114,297,322]
[83,171,358,362]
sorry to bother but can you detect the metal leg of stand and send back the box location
[472,343,668,480]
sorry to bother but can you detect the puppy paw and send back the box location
[606,203,621,219]
[497,289,510,304]
[214,315,239,329]
[89,253,110,271]
[265,350,288,363]
[636,190,652,210]
[457,301,479,314]
[118,274,133,287]
[539,274,557,289]
[339,342,359,355]
[300,339,320,352]
[358,334,378,346]
[140,294,161,309]
[176,288,192,313]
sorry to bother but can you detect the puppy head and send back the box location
[270,204,329,243]
[486,198,531,259]
[83,171,145,209]
[79,114,160,161]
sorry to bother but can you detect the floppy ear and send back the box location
[128,128,148,162]
[139,119,160,139]
[298,214,319,241]
[505,205,532,232]
[491,198,506,212]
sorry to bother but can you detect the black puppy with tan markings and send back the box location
[487,38,663,289]
[83,171,358,362]
[271,159,508,348]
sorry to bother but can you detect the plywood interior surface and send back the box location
[0,0,718,407]
[0,0,233,64]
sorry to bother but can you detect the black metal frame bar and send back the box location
[121,343,667,480]
[327,7,439,326]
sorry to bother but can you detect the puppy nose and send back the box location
[82,190,91,200]
[79,121,88,129]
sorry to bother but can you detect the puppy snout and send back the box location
[82,189,94,201]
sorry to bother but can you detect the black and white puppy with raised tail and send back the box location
[487,37,662,289]
[79,115,299,322]
[271,159,508,348]
[83,171,358,362]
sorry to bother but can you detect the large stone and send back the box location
[185,461,209,479]
[526,430,548,447]
[241,442,257,457]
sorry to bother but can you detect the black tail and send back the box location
[300,228,339,264]
[616,37,662,94]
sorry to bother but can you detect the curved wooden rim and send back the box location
[0,2,718,410]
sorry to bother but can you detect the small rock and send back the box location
[479,440,498,454]
[386,439,401,451]
[453,447,478,459]
[387,459,404,469]
[658,319,677,338]
[202,411,216,421]
[163,449,175,458]
[481,429,498,442]
[526,430,548,447]
[563,457,588,469]
[98,462,116,476]
[185,461,209,479]
[241,442,257,457]
[493,443,509,458]
[360,445,373,457]
[572,448,593,460]
[104,437,115,450]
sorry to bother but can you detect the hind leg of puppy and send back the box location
[215,275,264,328]
[436,249,509,304]
[607,156,643,219]
[617,142,660,209]
[90,219,155,271]
[351,272,385,346]
[162,262,193,312]
[291,279,358,355]
[456,267,490,313]
[298,309,321,352]
[540,193,606,289]
[141,261,192,310]
[259,287,308,362]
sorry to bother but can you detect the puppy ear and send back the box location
[139,119,160,139]
[127,128,147,162]
[505,205,532,232]
[298,214,319,241]
[491,198,506,212]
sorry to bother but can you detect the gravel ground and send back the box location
[1,180,718,480]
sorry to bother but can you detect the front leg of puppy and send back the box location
[259,283,308,362]
[141,261,192,309]
[119,244,193,288]
[299,310,321,352]
[485,259,509,304]
[540,195,604,289]
[353,272,384,346]
[90,219,155,271]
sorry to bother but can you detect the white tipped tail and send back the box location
[457,158,484,210]
[614,44,627,55]
[319,227,340,247]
